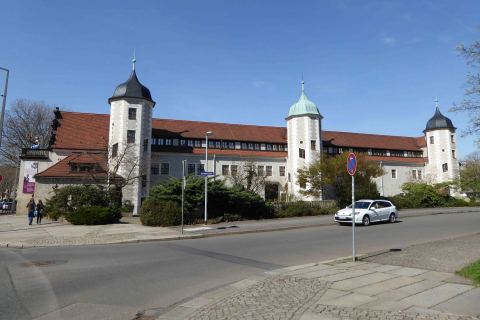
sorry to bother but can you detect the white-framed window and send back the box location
[161,163,170,175]
[215,141,221,148]
[151,163,159,175]
[451,135,455,143]
[442,163,448,172]
[299,148,305,159]
[222,165,229,176]
[111,143,118,158]
[266,144,272,151]
[257,166,264,176]
[165,138,172,146]
[266,166,272,176]
[187,164,196,175]
[279,166,285,176]
[391,169,397,179]
[311,140,316,150]
[173,139,179,146]
[127,130,135,144]
[418,170,422,180]
[231,165,238,176]
[194,140,201,147]
[430,136,434,144]
[187,140,194,147]
[229,142,235,149]
[128,108,136,120]
[452,150,456,159]
[412,169,417,180]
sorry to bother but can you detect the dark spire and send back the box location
[108,61,155,105]
[424,103,455,132]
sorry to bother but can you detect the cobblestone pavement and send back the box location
[308,304,478,320]
[185,276,329,320]
[161,260,480,320]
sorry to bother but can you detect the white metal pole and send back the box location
[204,134,208,225]
[181,160,186,234]
[380,161,384,197]
[352,175,356,262]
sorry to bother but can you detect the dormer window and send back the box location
[70,163,95,172]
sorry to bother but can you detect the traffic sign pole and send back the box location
[347,153,357,263]
[181,160,186,235]
[352,175,356,262]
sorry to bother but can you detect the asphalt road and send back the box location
[1,211,480,320]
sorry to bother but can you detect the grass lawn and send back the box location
[457,259,480,286]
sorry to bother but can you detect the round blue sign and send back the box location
[347,153,357,176]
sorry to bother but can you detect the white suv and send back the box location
[335,199,397,226]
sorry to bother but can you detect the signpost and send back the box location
[181,160,186,235]
[347,153,357,262]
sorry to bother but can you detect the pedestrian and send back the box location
[36,200,45,224]
[26,198,36,225]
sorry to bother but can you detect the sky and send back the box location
[0,0,479,157]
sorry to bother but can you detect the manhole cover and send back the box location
[21,260,67,267]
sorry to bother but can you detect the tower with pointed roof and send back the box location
[108,59,155,215]
[424,100,459,185]
[286,81,323,199]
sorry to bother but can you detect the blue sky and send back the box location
[0,0,479,157]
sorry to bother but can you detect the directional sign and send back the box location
[347,153,357,176]
[200,171,214,176]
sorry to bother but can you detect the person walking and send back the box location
[36,200,45,224]
[26,198,36,226]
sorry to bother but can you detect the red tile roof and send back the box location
[51,111,424,153]
[36,153,108,178]
[323,131,424,151]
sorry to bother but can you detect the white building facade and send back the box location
[15,67,460,214]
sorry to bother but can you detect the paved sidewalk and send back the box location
[153,259,480,320]
[0,215,201,248]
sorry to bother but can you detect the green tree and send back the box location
[297,153,384,207]
[227,160,266,194]
[458,152,480,198]
[451,39,480,140]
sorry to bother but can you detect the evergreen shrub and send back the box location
[66,206,121,225]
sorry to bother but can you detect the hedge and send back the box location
[65,206,121,225]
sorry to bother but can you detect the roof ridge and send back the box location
[153,118,287,130]
[323,130,422,140]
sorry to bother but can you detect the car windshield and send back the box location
[347,201,371,209]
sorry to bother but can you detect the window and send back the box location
[311,140,316,150]
[208,140,214,148]
[389,150,404,157]
[451,135,455,143]
[128,108,136,120]
[452,150,456,159]
[127,130,135,143]
[279,166,285,176]
[442,163,448,172]
[288,173,291,182]
[248,143,254,150]
[412,170,417,180]
[222,165,229,176]
[241,142,247,149]
[180,139,186,146]
[197,164,205,175]
[142,175,147,188]
[188,164,196,175]
[430,136,434,144]
[165,138,172,146]
[161,163,170,175]
[173,139,179,146]
[194,140,201,147]
[257,166,264,175]
[158,138,165,146]
[143,139,149,152]
[187,140,194,147]
[372,149,388,156]
[266,144,272,151]
[151,164,159,175]
[299,148,305,159]
[266,166,272,176]
[215,141,221,148]
[231,165,238,176]
[229,142,235,149]
[391,169,397,179]
[418,170,422,180]
[273,145,278,151]
[112,143,118,158]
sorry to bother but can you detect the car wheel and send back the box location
[362,215,370,226]
[389,213,396,223]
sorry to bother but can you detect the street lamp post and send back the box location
[204,131,213,225]
[0,67,10,150]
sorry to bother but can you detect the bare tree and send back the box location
[0,99,54,166]
[227,160,266,194]
[0,165,16,199]
[451,39,480,140]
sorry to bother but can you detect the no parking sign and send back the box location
[347,153,357,176]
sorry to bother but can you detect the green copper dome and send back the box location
[287,81,322,119]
